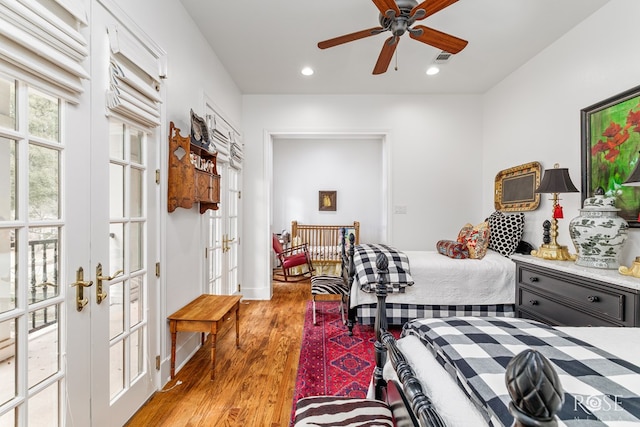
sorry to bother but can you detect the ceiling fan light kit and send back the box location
[317,0,468,75]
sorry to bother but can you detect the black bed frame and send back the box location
[339,231,565,427]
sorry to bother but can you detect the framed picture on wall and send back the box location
[581,84,640,227]
[319,191,337,211]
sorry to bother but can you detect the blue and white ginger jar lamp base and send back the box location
[568,189,629,269]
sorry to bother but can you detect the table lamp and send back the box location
[619,152,640,277]
[531,163,579,261]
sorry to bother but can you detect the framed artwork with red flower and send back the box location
[581,84,640,227]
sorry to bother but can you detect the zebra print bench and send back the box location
[293,379,422,427]
[310,275,348,325]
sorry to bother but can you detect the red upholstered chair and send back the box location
[272,234,314,282]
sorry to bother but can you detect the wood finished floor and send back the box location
[125,279,315,427]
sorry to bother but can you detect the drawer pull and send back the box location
[529,300,539,306]
[587,295,599,303]
[528,277,539,283]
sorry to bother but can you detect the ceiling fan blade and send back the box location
[372,36,398,75]
[318,27,384,49]
[409,25,468,53]
[372,0,400,18]
[411,0,459,21]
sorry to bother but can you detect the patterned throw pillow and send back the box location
[436,239,469,259]
[457,222,490,259]
[487,211,525,257]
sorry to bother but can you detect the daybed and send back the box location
[342,211,525,332]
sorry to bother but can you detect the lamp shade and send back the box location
[535,164,579,194]
[623,152,640,186]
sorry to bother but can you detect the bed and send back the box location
[368,254,640,427]
[291,220,359,275]
[294,253,640,427]
[341,211,526,332]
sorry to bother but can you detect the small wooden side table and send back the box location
[168,294,241,380]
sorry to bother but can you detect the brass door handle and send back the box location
[71,267,93,311]
[96,263,124,304]
[223,234,235,253]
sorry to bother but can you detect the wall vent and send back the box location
[434,51,452,64]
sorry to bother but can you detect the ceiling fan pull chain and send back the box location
[394,49,398,71]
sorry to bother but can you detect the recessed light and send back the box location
[301,67,314,76]
[426,66,440,76]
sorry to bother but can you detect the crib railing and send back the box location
[291,221,359,263]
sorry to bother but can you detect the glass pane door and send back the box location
[87,120,155,425]
[0,78,69,427]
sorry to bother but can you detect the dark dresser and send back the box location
[511,254,640,327]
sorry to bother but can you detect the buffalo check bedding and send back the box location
[353,244,414,292]
[402,316,640,426]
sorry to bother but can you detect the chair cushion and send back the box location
[311,275,348,296]
[294,396,393,426]
[272,233,283,254]
[282,252,308,269]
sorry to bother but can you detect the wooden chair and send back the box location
[272,234,314,282]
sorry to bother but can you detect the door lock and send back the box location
[96,263,124,304]
[71,267,93,311]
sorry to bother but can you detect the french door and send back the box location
[66,115,158,427]
[86,119,158,426]
[0,33,158,427]
[0,77,81,427]
[206,162,241,295]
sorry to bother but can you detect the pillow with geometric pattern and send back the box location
[486,211,525,257]
[457,222,490,259]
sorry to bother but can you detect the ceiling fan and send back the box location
[317,0,468,75]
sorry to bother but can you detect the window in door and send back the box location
[107,121,148,400]
[0,77,66,426]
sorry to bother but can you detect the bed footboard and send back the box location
[369,255,565,427]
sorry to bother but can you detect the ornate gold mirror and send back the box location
[494,161,542,212]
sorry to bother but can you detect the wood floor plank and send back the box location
[125,280,310,427]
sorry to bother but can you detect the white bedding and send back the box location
[350,249,515,308]
[384,326,640,427]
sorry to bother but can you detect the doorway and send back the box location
[267,131,391,292]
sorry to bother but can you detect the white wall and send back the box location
[242,94,484,299]
[482,0,640,267]
[272,138,383,243]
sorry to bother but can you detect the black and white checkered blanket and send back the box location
[353,244,414,293]
[402,317,640,426]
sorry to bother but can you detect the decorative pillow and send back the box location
[457,222,490,259]
[436,240,469,259]
[487,211,525,257]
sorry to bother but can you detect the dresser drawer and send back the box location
[519,266,625,322]
[518,287,619,326]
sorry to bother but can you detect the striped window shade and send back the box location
[0,0,89,103]
[106,25,164,129]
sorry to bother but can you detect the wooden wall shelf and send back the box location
[168,121,220,213]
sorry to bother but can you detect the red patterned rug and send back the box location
[290,301,399,425]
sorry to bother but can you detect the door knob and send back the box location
[95,263,124,304]
[70,267,93,311]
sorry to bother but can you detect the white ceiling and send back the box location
[180,0,610,95]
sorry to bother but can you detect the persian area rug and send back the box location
[290,301,400,425]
